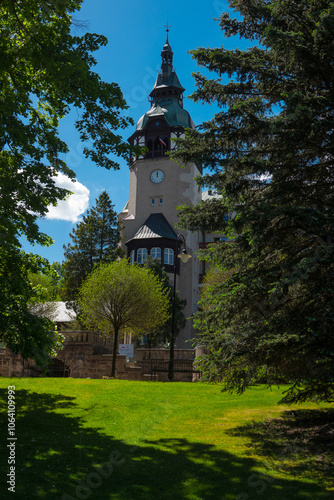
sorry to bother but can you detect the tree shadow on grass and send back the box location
[0,389,332,500]
[227,408,334,493]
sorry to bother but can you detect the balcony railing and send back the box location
[61,331,113,350]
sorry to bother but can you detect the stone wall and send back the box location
[0,335,201,382]
[0,348,41,378]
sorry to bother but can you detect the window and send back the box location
[151,198,155,206]
[137,248,147,264]
[145,120,170,158]
[154,136,161,151]
[151,247,161,260]
[159,198,163,205]
[130,250,135,265]
[164,248,174,266]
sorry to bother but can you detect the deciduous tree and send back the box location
[0,251,63,368]
[172,0,334,403]
[78,260,169,377]
[28,261,65,320]
[0,0,134,363]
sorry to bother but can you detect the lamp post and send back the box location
[168,234,191,381]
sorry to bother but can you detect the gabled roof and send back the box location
[54,302,76,323]
[126,213,177,244]
[35,302,76,323]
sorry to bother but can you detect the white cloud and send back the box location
[46,173,90,223]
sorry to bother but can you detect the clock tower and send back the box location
[119,30,202,347]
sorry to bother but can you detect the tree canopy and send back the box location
[0,0,134,364]
[62,191,121,301]
[172,0,334,404]
[78,259,169,377]
[28,261,65,322]
[0,251,64,368]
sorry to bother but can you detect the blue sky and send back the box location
[22,0,248,263]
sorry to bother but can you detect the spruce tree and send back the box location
[62,191,121,301]
[172,0,334,403]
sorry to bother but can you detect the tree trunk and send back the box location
[111,327,119,378]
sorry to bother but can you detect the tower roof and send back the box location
[131,30,195,138]
[149,30,185,101]
[135,102,195,131]
[126,213,177,243]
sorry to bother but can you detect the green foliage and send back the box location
[62,191,121,301]
[29,261,65,303]
[28,261,65,323]
[172,0,334,404]
[78,259,170,376]
[0,250,63,368]
[0,1,134,362]
[143,256,187,347]
[1,0,133,249]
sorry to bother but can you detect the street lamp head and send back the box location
[178,248,192,263]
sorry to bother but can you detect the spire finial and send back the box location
[165,13,171,42]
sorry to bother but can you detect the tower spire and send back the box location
[161,16,173,74]
[165,13,171,43]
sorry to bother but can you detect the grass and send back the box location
[0,378,333,499]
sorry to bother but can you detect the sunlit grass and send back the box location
[0,378,333,499]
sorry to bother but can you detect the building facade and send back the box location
[119,32,203,347]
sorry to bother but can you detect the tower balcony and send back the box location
[145,150,169,159]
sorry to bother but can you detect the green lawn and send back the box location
[0,378,333,499]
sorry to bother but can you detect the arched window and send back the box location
[151,247,161,260]
[164,248,174,266]
[154,136,162,151]
[130,250,135,265]
[137,248,147,265]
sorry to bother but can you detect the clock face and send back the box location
[150,170,165,184]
